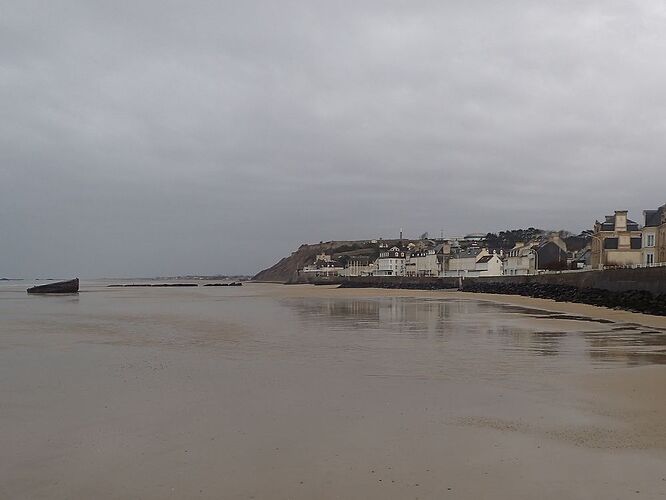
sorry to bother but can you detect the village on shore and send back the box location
[299,204,666,279]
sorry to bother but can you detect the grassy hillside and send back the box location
[252,240,387,282]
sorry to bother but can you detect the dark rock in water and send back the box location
[27,278,79,294]
[204,282,243,287]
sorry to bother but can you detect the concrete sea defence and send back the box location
[27,278,79,294]
[473,266,666,295]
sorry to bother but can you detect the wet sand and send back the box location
[1,282,666,499]
[269,285,666,329]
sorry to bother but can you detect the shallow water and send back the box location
[2,282,666,499]
[2,281,664,370]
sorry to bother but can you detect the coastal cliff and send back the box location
[252,240,382,282]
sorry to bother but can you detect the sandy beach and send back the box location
[2,282,665,499]
[269,285,666,329]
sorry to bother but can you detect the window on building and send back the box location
[647,253,655,265]
[630,237,642,250]
[647,234,655,247]
[603,238,619,250]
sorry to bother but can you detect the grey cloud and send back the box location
[2,0,666,277]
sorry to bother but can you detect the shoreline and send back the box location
[257,283,666,329]
[454,290,666,329]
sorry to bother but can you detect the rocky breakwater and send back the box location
[461,281,666,316]
[339,277,459,290]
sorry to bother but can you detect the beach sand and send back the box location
[268,284,666,329]
[1,283,665,499]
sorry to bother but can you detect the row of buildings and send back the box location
[300,203,666,279]
[371,237,572,278]
[300,237,575,278]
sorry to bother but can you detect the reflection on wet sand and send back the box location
[3,282,666,500]
[282,296,666,367]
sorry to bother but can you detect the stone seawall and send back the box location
[335,268,666,315]
[471,267,666,295]
[337,267,666,294]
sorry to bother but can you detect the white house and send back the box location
[443,248,489,277]
[405,249,439,277]
[504,243,537,275]
[475,253,504,276]
[375,246,407,276]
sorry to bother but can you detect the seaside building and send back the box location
[644,204,666,265]
[643,209,659,266]
[299,253,344,277]
[475,253,504,276]
[503,243,537,275]
[657,205,666,264]
[591,210,642,269]
[440,247,504,277]
[342,256,375,277]
[443,248,489,277]
[300,260,345,277]
[570,247,592,269]
[535,239,569,271]
[563,235,592,269]
[433,242,452,276]
[374,246,407,277]
[405,248,439,277]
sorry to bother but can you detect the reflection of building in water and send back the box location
[281,296,666,371]
[377,299,455,332]
[322,299,381,320]
[585,328,666,366]
[285,297,468,336]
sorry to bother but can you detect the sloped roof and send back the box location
[645,210,660,227]
[451,247,485,259]
[564,236,589,252]
[599,217,640,231]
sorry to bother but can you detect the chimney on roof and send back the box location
[615,210,628,232]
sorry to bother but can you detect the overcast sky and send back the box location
[2,1,666,278]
